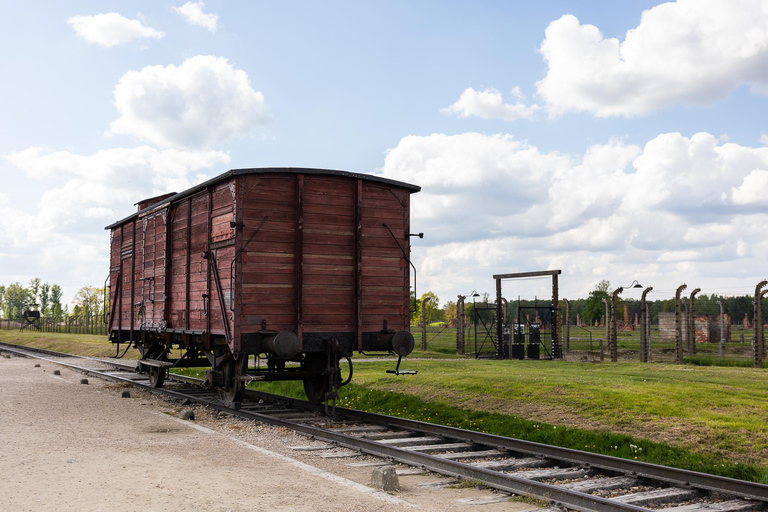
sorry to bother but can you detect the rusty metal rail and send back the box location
[2,342,766,512]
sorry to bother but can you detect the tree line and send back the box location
[0,278,106,321]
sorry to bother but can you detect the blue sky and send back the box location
[2,0,768,307]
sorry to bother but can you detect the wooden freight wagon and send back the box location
[106,168,420,403]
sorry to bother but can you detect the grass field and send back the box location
[2,329,767,482]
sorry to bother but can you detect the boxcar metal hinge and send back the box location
[383,222,419,329]
[229,215,268,311]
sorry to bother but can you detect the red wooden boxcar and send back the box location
[106,168,419,403]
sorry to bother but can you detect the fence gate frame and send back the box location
[493,269,562,360]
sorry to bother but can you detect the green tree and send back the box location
[444,301,457,324]
[74,285,104,317]
[51,284,63,319]
[5,282,31,320]
[582,289,610,326]
[410,290,420,324]
[595,280,611,292]
[0,285,5,316]
[39,283,50,315]
[419,291,440,325]
[28,277,41,306]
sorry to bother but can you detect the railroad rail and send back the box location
[1,341,765,512]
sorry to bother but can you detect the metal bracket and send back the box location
[385,355,417,376]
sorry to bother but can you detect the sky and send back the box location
[1,0,768,308]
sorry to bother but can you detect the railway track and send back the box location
[2,341,766,512]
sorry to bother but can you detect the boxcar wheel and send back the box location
[219,356,247,403]
[148,365,166,388]
[144,349,166,389]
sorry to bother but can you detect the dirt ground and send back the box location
[0,354,541,512]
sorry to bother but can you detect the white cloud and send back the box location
[377,131,768,301]
[67,13,165,47]
[536,0,768,117]
[3,146,229,240]
[441,87,540,121]
[109,55,270,148]
[732,169,768,204]
[1,146,229,303]
[173,1,219,33]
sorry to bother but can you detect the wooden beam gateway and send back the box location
[492,270,562,280]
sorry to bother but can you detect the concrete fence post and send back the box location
[456,295,465,355]
[640,287,653,363]
[754,281,767,368]
[675,284,687,364]
[421,297,431,351]
[563,298,570,354]
[602,298,609,360]
[688,288,701,356]
[611,287,623,363]
[717,300,725,357]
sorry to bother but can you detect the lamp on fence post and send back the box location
[602,298,609,362]
[675,284,688,364]
[421,296,431,351]
[456,295,466,355]
[563,298,570,354]
[640,286,653,363]
[754,281,767,368]
[618,281,643,362]
[688,288,701,356]
[470,291,480,358]
[611,287,624,362]
[717,300,725,357]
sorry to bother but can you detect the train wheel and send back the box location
[148,364,166,388]
[145,348,166,388]
[219,355,247,403]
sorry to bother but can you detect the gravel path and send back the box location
[0,354,538,511]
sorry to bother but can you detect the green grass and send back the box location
[252,378,766,483]
[685,355,767,368]
[0,329,121,357]
[4,329,768,482]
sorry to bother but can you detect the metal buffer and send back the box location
[675,284,688,364]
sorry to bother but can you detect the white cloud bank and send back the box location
[67,13,165,47]
[537,0,768,117]
[447,0,768,120]
[173,1,219,33]
[441,87,540,121]
[1,147,229,302]
[109,55,270,148]
[378,131,768,299]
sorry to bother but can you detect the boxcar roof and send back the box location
[105,167,420,230]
